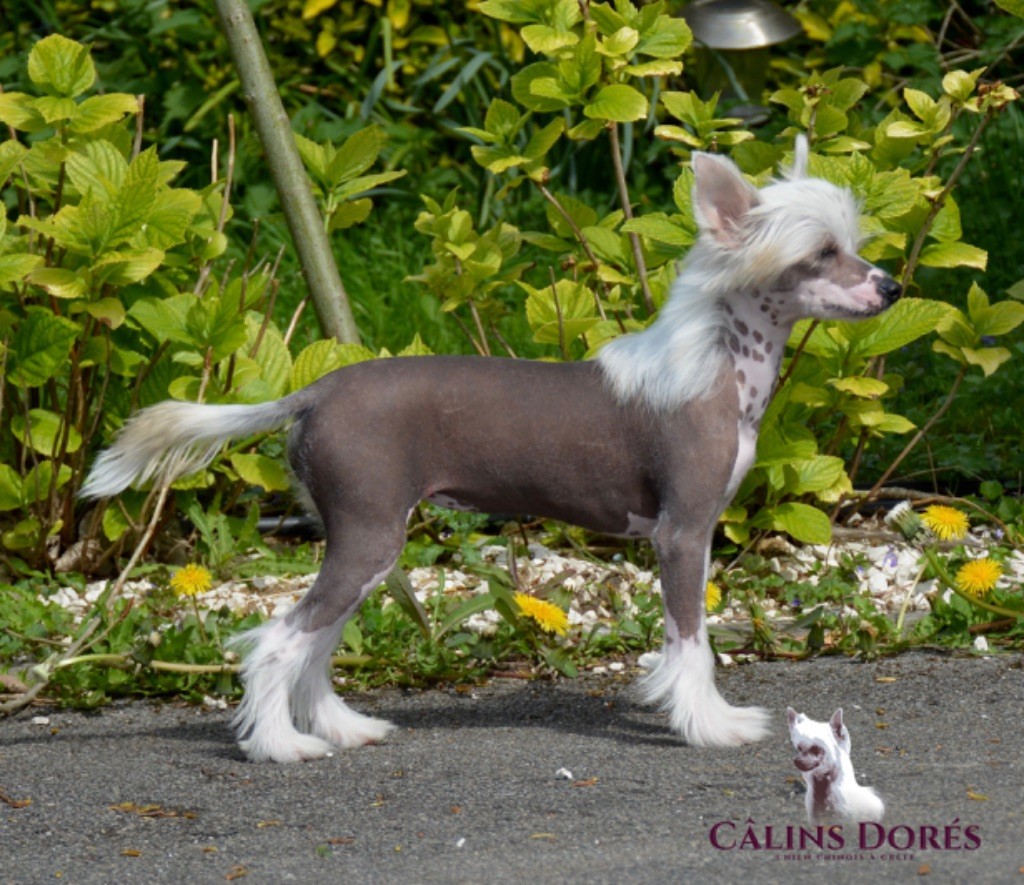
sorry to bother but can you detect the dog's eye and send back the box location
[817,243,839,261]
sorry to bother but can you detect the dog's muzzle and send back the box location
[874,275,902,307]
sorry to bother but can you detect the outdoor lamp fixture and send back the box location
[680,0,802,121]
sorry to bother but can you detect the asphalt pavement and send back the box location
[2,652,1022,884]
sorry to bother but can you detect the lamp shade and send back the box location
[681,0,802,50]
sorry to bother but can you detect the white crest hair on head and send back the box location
[788,134,809,180]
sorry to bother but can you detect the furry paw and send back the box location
[238,729,338,763]
[308,694,396,749]
[684,701,771,747]
[639,640,772,747]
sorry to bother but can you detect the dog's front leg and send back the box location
[641,519,770,746]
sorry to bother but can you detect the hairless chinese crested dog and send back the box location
[83,137,901,762]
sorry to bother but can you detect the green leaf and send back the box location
[872,413,917,434]
[34,96,79,124]
[327,125,388,186]
[294,132,328,184]
[829,376,889,398]
[9,308,81,387]
[385,568,431,639]
[512,63,572,112]
[0,253,43,288]
[483,99,521,140]
[65,139,129,199]
[828,78,869,111]
[788,456,846,495]
[69,93,139,133]
[755,428,817,467]
[290,340,344,391]
[584,84,649,122]
[967,283,1024,337]
[230,453,291,492]
[81,298,127,329]
[765,502,832,545]
[961,346,1013,376]
[21,461,72,505]
[129,293,195,345]
[635,13,692,58]
[0,93,46,131]
[92,248,165,287]
[623,59,683,77]
[598,26,639,57]
[0,465,22,512]
[0,139,28,184]
[580,225,630,266]
[27,34,96,98]
[397,333,433,357]
[186,296,249,362]
[543,647,578,677]
[245,316,292,398]
[886,121,927,139]
[476,0,541,23]
[522,278,599,346]
[521,24,579,53]
[107,147,161,247]
[844,298,953,358]
[11,409,82,457]
[942,68,984,102]
[141,188,203,249]
[329,198,373,230]
[919,241,988,270]
[524,118,564,160]
[336,343,378,367]
[653,124,702,147]
[620,213,694,247]
[470,145,528,174]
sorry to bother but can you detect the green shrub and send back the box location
[0,35,400,571]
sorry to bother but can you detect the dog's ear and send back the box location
[786,706,798,727]
[692,152,760,248]
[830,708,850,747]
[788,135,809,179]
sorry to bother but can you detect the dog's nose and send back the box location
[875,275,902,305]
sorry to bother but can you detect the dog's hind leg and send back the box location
[231,519,406,762]
[642,520,770,746]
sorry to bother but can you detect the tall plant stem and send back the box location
[214,0,361,344]
[535,182,620,329]
[608,123,654,314]
[862,364,968,505]
[902,108,994,287]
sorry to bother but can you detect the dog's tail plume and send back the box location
[80,391,313,500]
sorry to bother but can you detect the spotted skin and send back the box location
[81,138,903,761]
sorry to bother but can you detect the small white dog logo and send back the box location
[787,707,884,823]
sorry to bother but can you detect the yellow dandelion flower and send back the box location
[170,564,213,597]
[954,559,1002,599]
[514,592,569,636]
[706,581,723,611]
[921,505,969,541]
